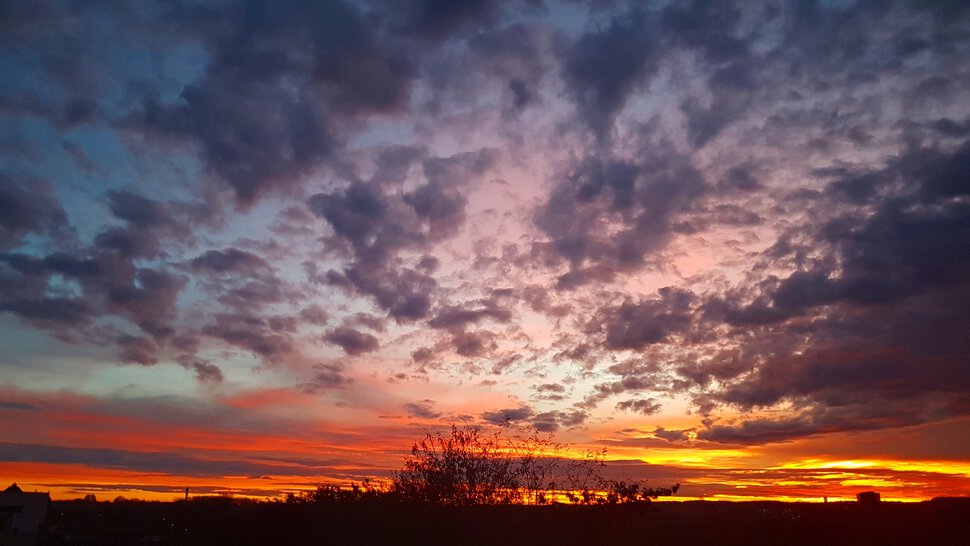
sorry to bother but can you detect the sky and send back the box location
[1,0,969,502]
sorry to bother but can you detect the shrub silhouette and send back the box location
[390,423,678,505]
[391,424,523,505]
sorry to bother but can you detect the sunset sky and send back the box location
[2,0,969,502]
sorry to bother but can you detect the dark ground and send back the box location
[34,497,970,546]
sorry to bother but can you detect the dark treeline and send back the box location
[39,496,970,546]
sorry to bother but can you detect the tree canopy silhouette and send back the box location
[390,423,678,506]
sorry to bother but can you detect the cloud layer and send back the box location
[1,0,969,499]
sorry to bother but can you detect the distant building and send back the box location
[0,483,50,544]
[856,491,881,505]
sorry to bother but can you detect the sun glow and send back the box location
[775,459,970,477]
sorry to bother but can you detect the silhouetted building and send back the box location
[0,483,50,545]
[856,491,881,505]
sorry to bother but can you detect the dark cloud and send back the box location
[403,399,441,419]
[116,335,158,365]
[0,442,346,478]
[931,117,970,138]
[379,0,538,43]
[481,405,534,424]
[309,182,388,247]
[217,279,288,311]
[680,60,758,148]
[450,330,495,358]
[531,409,588,432]
[535,383,565,394]
[0,190,207,357]
[0,296,92,329]
[595,288,695,351]
[142,76,335,205]
[464,22,554,114]
[687,139,970,441]
[747,142,969,319]
[0,175,69,249]
[520,285,571,317]
[303,363,352,392]
[308,149,496,321]
[1,233,188,351]
[176,355,224,384]
[107,190,174,228]
[411,347,435,363]
[718,166,763,193]
[660,0,747,62]
[0,402,40,411]
[324,326,380,355]
[346,313,385,332]
[403,182,467,236]
[131,0,413,205]
[583,374,671,410]
[653,426,693,443]
[299,305,329,326]
[615,398,662,416]
[189,248,271,275]
[563,7,656,136]
[428,299,512,330]
[202,313,294,362]
[345,266,436,322]
[107,267,186,337]
[697,414,844,445]
[534,151,706,288]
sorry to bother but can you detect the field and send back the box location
[36,497,970,546]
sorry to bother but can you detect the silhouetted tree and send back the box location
[392,425,521,505]
[390,423,677,506]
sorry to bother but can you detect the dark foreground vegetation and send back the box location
[38,496,970,546]
[16,427,970,545]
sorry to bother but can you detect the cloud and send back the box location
[411,347,435,363]
[534,151,706,288]
[652,426,693,443]
[0,442,347,478]
[324,326,380,355]
[299,305,329,326]
[0,175,70,249]
[428,299,512,330]
[176,355,224,384]
[680,60,758,148]
[535,383,565,394]
[2,0,970,495]
[1,228,188,352]
[116,335,158,365]
[0,402,40,411]
[616,398,662,416]
[303,363,353,392]
[563,7,656,137]
[449,330,496,358]
[308,148,497,320]
[379,0,537,43]
[685,138,970,441]
[202,313,294,362]
[403,399,441,419]
[128,0,414,205]
[481,405,534,424]
[189,248,271,275]
[531,409,588,432]
[659,1,747,62]
[594,288,695,351]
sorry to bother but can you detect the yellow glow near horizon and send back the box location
[775,459,970,476]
